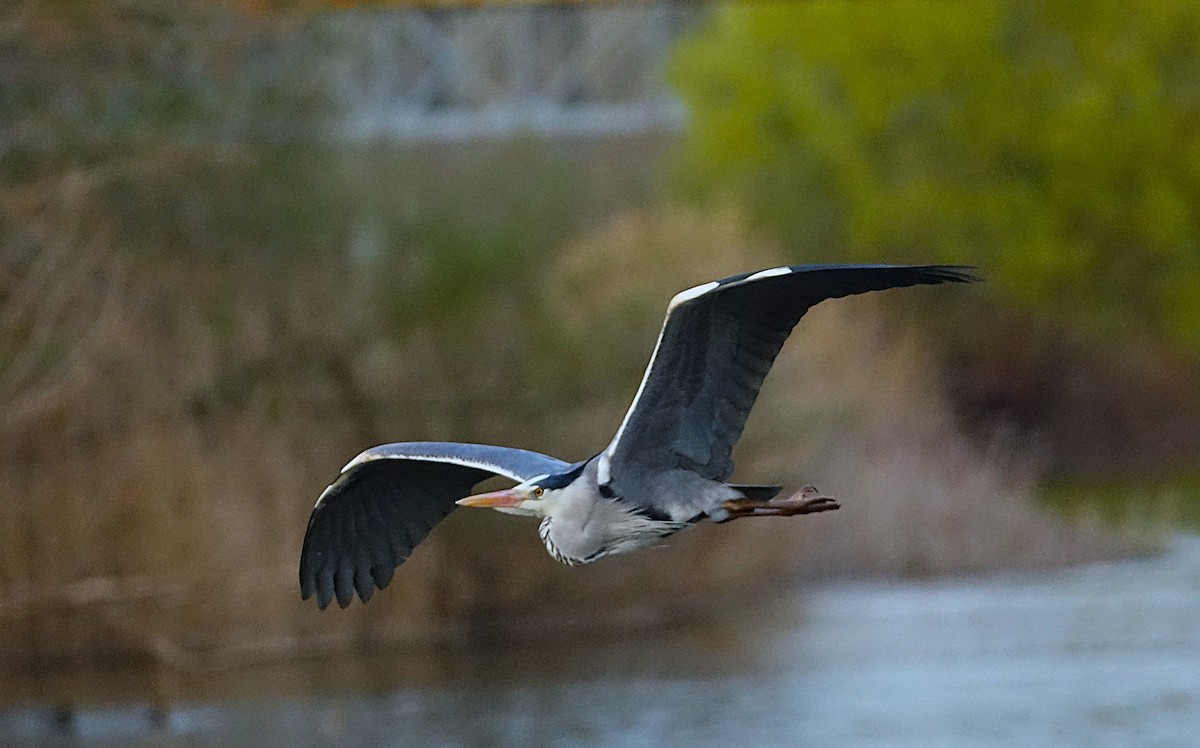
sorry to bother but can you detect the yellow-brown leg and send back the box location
[714,485,839,523]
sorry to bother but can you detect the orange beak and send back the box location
[456,488,524,508]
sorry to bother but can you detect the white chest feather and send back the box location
[537,486,686,565]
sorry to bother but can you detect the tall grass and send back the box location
[0,197,1136,668]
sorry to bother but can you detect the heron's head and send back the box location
[455,467,583,518]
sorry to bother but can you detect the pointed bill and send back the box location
[456,488,524,508]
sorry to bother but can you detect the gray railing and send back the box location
[319,3,699,141]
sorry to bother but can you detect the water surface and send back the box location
[4,537,1200,747]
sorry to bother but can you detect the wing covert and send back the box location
[602,264,978,491]
[299,442,569,609]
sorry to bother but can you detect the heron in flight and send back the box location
[300,264,977,608]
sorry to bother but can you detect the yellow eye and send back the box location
[532,487,545,498]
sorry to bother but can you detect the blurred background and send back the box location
[2,1,1199,745]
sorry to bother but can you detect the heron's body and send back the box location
[300,264,978,608]
[534,459,696,564]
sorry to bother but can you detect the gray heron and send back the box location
[300,264,977,609]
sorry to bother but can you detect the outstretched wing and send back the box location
[299,442,569,609]
[600,264,979,492]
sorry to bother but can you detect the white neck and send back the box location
[538,477,685,564]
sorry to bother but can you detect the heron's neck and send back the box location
[537,477,603,562]
[538,476,683,565]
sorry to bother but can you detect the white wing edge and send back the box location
[315,443,561,508]
[343,449,527,480]
[598,268,798,483]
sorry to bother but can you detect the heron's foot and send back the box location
[714,485,840,523]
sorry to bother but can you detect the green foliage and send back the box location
[1044,473,1200,532]
[671,1,1200,351]
[357,141,584,330]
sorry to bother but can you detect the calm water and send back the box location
[4,537,1200,747]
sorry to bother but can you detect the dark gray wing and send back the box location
[600,264,978,492]
[299,442,569,609]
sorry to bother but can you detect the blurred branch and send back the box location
[100,609,357,672]
[0,174,128,433]
[0,574,191,618]
[185,337,382,446]
[0,560,300,622]
[0,565,363,672]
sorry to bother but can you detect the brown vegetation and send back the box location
[0,201,1137,669]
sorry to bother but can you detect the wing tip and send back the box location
[923,264,983,284]
[306,571,393,610]
[316,587,334,610]
[300,541,401,611]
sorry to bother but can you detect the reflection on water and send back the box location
[4,537,1200,747]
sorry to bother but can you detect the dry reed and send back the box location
[0,203,1137,667]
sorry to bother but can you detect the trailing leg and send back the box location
[712,485,839,523]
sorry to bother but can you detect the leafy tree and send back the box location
[671,1,1200,351]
